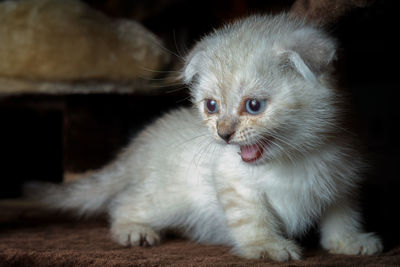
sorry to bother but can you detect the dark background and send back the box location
[0,0,398,250]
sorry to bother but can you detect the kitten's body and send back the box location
[29,14,382,261]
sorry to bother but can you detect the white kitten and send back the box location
[28,14,383,261]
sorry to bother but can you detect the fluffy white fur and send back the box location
[28,14,382,261]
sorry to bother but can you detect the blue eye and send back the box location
[205,99,218,114]
[245,99,267,115]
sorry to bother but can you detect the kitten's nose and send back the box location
[218,131,235,143]
[217,119,236,143]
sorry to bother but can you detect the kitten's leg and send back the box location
[109,194,162,247]
[320,201,383,255]
[111,221,161,247]
[218,184,301,261]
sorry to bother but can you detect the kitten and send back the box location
[28,14,383,261]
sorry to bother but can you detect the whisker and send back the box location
[196,138,217,168]
[164,128,208,150]
[268,132,306,160]
[138,67,182,75]
[165,86,188,94]
[173,30,189,60]
[189,138,216,172]
[254,123,308,163]
[257,137,285,166]
[150,36,186,62]
[175,95,192,104]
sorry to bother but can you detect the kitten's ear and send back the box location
[182,49,204,85]
[279,26,336,80]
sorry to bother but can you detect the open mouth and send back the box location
[239,143,264,163]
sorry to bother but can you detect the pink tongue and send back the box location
[240,144,263,162]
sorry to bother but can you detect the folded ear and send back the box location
[279,26,337,80]
[182,48,204,85]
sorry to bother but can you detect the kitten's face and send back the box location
[184,15,338,163]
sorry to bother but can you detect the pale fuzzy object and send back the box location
[28,14,382,261]
[0,0,169,84]
[0,76,156,95]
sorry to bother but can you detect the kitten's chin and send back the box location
[240,144,264,163]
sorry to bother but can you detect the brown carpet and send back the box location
[1,200,399,267]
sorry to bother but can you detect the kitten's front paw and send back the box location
[322,232,383,255]
[235,238,302,261]
[111,223,160,247]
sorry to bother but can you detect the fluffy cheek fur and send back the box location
[206,118,221,141]
[231,120,259,144]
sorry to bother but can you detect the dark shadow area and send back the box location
[333,0,400,250]
[0,102,63,198]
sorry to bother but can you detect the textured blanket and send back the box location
[1,200,399,266]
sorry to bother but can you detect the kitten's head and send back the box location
[183,14,339,163]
